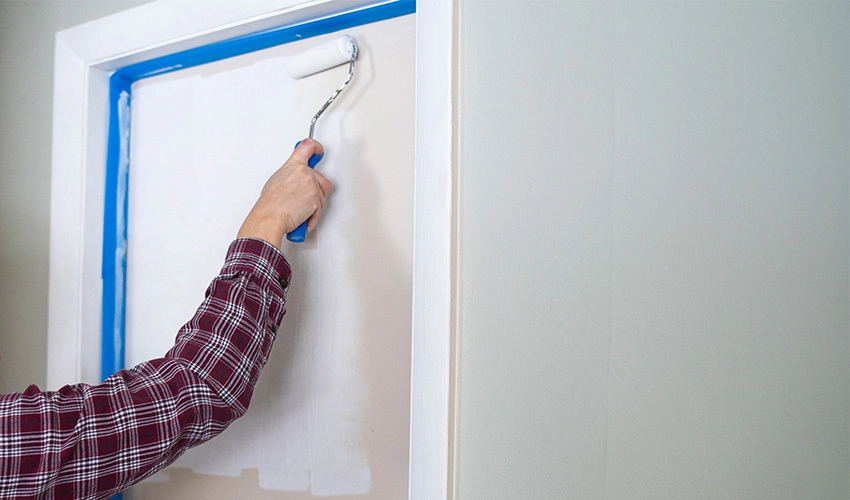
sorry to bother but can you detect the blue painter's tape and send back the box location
[114,1,415,83]
[100,1,416,386]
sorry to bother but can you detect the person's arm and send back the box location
[0,140,331,499]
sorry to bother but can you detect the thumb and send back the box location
[291,138,324,164]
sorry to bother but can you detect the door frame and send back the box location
[46,1,455,499]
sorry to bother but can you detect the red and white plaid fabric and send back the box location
[0,238,290,499]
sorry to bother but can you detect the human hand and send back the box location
[237,139,332,248]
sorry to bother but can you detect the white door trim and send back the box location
[46,1,454,499]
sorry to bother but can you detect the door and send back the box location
[76,10,414,500]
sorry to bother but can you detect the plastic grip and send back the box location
[286,141,324,243]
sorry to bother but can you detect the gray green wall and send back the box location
[0,0,153,394]
[456,1,849,498]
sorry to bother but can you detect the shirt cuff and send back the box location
[222,238,292,291]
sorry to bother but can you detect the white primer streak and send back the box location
[256,111,372,496]
[113,90,131,374]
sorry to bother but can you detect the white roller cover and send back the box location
[287,35,357,79]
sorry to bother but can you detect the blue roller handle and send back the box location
[286,141,324,243]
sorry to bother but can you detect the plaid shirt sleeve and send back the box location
[0,238,291,500]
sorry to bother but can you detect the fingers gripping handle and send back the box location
[286,141,324,243]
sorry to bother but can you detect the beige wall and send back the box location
[0,0,153,394]
[455,1,848,498]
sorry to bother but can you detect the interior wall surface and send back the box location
[455,1,849,498]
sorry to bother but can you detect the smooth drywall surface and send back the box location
[456,1,849,499]
[123,14,414,499]
[0,0,154,394]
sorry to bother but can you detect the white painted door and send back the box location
[121,14,414,499]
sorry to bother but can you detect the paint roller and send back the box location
[285,34,359,242]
